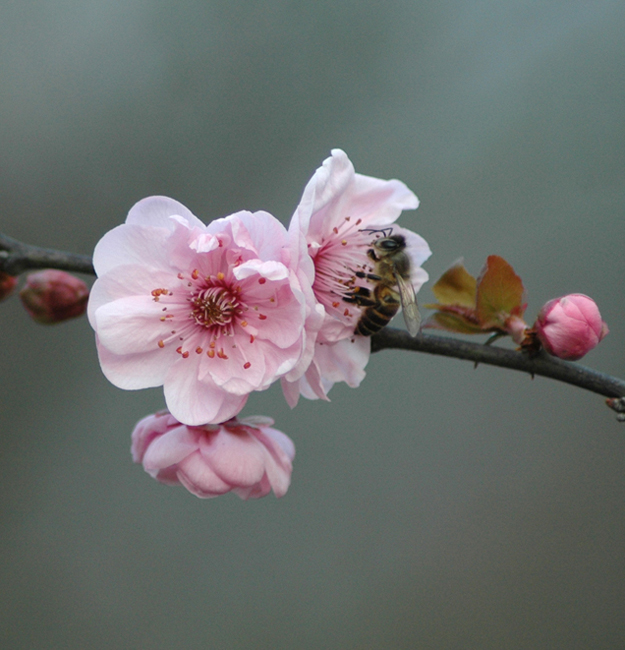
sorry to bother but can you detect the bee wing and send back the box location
[395,273,421,336]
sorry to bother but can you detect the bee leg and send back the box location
[346,286,371,298]
[355,270,382,282]
[344,296,377,306]
[343,286,376,306]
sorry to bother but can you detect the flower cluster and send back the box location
[88,150,431,499]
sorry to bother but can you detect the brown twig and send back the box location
[0,233,94,276]
[372,328,625,418]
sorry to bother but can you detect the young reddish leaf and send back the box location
[430,259,477,308]
[422,310,485,334]
[475,255,525,328]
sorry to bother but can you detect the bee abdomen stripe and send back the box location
[355,320,379,336]
[372,306,398,321]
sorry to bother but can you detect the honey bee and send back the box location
[343,229,421,337]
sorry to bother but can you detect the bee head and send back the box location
[374,234,406,252]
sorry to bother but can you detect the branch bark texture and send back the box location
[372,328,625,400]
[0,234,94,276]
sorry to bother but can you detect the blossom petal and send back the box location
[141,426,199,471]
[247,283,305,347]
[126,195,205,230]
[94,295,172,355]
[176,452,232,497]
[229,210,290,263]
[131,411,176,462]
[197,341,267,394]
[312,336,371,390]
[349,173,419,226]
[291,148,354,241]
[88,265,176,326]
[188,232,221,255]
[400,228,433,274]
[296,149,419,244]
[95,338,177,389]
[163,362,249,425]
[250,427,294,498]
[93,223,175,277]
[233,477,272,500]
[234,259,289,282]
[199,429,266,487]
[261,426,296,462]
[281,350,328,407]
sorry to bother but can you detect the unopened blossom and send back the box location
[0,272,17,302]
[132,411,295,499]
[535,293,608,361]
[19,269,89,324]
[282,149,431,405]
[89,197,313,425]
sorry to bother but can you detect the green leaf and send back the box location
[475,255,525,328]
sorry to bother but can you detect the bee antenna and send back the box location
[358,227,393,237]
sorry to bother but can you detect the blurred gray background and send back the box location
[1,1,624,648]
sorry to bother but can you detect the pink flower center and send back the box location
[190,286,239,328]
[150,269,259,367]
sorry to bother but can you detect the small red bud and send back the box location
[19,269,89,324]
[0,272,18,301]
[534,293,608,361]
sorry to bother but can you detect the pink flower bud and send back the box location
[0,272,18,301]
[19,269,89,324]
[535,294,609,361]
[131,411,295,500]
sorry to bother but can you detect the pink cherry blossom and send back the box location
[535,293,609,361]
[89,197,313,425]
[282,149,431,405]
[19,269,89,324]
[131,411,295,499]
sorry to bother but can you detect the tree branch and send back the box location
[0,233,94,276]
[371,328,625,404]
[1,233,623,418]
